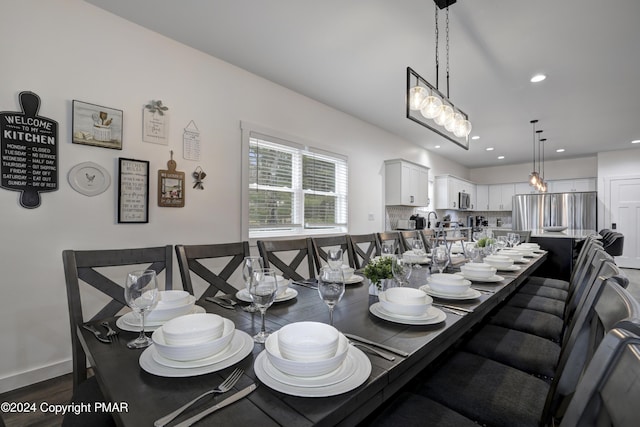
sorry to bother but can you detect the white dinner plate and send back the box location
[369,303,446,325]
[151,331,245,369]
[235,287,298,303]
[419,285,482,300]
[254,346,371,397]
[262,350,355,388]
[513,257,530,264]
[403,255,431,264]
[344,275,365,284]
[139,330,253,377]
[455,272,505,283]
[116,305,205,332]
[494,264,521,272]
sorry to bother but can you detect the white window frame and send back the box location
[241,121,348,240]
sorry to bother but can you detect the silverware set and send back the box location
[83,322,119,343]
[205,295,253,312]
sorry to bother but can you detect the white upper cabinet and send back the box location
[384,159,429,206]
[514,182,536,194]
[434,175,476,210]
[547,178,596,193]
[476,184,489,210]
[488,183,515,211]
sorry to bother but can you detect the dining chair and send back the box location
[348,234,380,269]
[62,245,173,426]
[419,228,436,252]
[310,235,355,273]
[377,231,405,254]
[257,238,316,281]
[175,241,250,300]
[399,230,422,253]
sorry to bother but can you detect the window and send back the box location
[242,123,348,238]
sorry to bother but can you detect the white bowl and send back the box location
[147,294,195,323]
[460,263,497,279]
[384,287,428,305]
[429,273,465,285]
[341,265,355,279]
[484,255,514,269]
[427,276,471,295]
[266,331,348,377]
[152,318,235,361]
[498,250,524,261]
[518,243,540,249]
[379,291,432,316]
[157,290,191,307]
[162,313,225,346]
[277,321,339,361]
[276,276,290,296]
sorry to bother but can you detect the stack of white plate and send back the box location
[139,313,254,377]
[402,250,430,264]
[420,273,481,300]
[459,263,503,282]
[117,290,204,332]
[235,275,299,303]
[484,254,519,271]
[498,249,529,263]
[254,321,372,397]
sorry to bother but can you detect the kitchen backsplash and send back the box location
[386,206,513,230]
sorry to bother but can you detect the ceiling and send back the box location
[86,0,640,169]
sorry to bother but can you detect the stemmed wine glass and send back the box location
[249,268,278,343]
[242,256,264,313]
[327,248,343,270]
[381,241,395,257]
[391,257,412,286]
[410,238,425,269]
[317,266,345,326]
[507,233,520,248]
[431,247,449,274]
[124,269,159,349]
[496,236,508,252]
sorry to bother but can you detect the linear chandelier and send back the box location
[406,1,471,150]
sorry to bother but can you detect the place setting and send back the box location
[235,257,298,308]
[483,254,521,272]
[420,273,482,301]
[455,262,505,283]
[370,286,447,325]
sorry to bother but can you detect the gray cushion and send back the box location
[506,293,565,318]
[525,275,570,291]
[489,305,564,341]
[517,283,568,301]
[371,392,477,427]
[418,351,549,427]
[464,324,560,378]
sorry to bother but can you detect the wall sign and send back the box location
[183,120,200,161]
[1,91,58,208]
[143,100,169,145]
[158,151,185,207]
[118,158,149,223]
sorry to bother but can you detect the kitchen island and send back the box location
[528,229,598,281]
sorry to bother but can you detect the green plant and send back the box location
[363,256,394,289]
[476,237,496,248]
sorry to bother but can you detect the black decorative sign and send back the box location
[1,91,58,208]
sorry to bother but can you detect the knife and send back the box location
[343,333,409,357]
[431,303,474,313]
[205,296,235,310]
[173,383,257,427]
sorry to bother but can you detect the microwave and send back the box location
[458,192,470,210]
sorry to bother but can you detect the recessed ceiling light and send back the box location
[556,148,565,152]
[498,155,505,160]
[471,135,480,140]
[632,140,640,144]
[486,147,494,151]
[434,145,441,149]
[530,74,546,83]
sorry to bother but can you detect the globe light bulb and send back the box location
[433,105,454,126]
[529,172,539,186]
[420,95,442,119]
[408,86,429,110]
[445,113,462,132]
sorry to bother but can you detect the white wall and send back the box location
[597,147,640,230]
[470,156,597,184]
[0,0,468,391]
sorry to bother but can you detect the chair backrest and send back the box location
[310,235,355,272]
[603,232,624,257]
[175,242,249,299]
[348,234,380,269]
[62,245,173,393]
[400,230,422,252]
[377,231,406,254]
[491,229,531,243]
[563,245,609,324]
[544,272,639,423]
[257,238,315,281]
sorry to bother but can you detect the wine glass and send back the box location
[381,241,395,257]
[508,233,520,248]
[317,266,345,326]
[496,236,508,251]
[242,256,263,313]
[431,247,449,274]
[124,270,159,349]
[411,238,425,256]
[391,257,412,286]
[327,248,343,270]
[249,268,278,343]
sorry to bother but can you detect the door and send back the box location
[610,177,640,268]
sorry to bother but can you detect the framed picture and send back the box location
[158,154,185,207]
[118,158,149,223]
[72,100,123,150]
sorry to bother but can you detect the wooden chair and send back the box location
[491,229,531,243]
[400,230,423,252]
[175,242,249,299]
[377,231,405,254]
[310,235,355,272]
[62,246,173,426]
[257,238,315,281]
[348,234,380,269]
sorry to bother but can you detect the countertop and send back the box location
[529,229,598,239]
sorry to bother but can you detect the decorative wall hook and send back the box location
[192,166,206,190]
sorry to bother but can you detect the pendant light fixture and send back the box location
[535,129,544,192]
[539,137,547,192]
[406,1,470,150]
[529,119,540,186]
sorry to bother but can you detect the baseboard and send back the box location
[0,359,72,394]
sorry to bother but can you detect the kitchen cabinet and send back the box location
[384,159,429,206]
[488,183,515,211]
[514,182,536,195]
[434,175,475,210]
[547,178,596,193]
[476,184,489,210]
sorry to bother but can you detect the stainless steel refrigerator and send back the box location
[512,191,597,230]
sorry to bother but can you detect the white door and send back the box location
[609,177,640,268]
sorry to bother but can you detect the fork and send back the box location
[153,368,244,427]
[101,321,119,342]
[82,324,111,344]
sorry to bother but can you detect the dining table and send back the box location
[78,250,547,426]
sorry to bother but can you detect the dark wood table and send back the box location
[80,252,546,426]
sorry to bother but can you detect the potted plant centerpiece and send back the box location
[363,256,394,295]
[476,236,496,258]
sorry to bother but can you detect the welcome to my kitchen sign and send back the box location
[0,91,58,208]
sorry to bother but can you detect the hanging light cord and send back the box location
[435,6,439,90]
[446,6,450,98]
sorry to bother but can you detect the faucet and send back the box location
[427,211,438,229]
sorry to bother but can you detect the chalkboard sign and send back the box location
[1,91,58,208]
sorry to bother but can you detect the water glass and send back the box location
[124,270,159,349]
[391,257,412,286]
[411,238,425,256]
[507,232,520,248]
[496,236,508,251]
[317,266,345,326]
[249,268,278,343]
[242,256,263,313]
[381,241,395,256]
[327,248,343,270]
[431,247,449,274]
